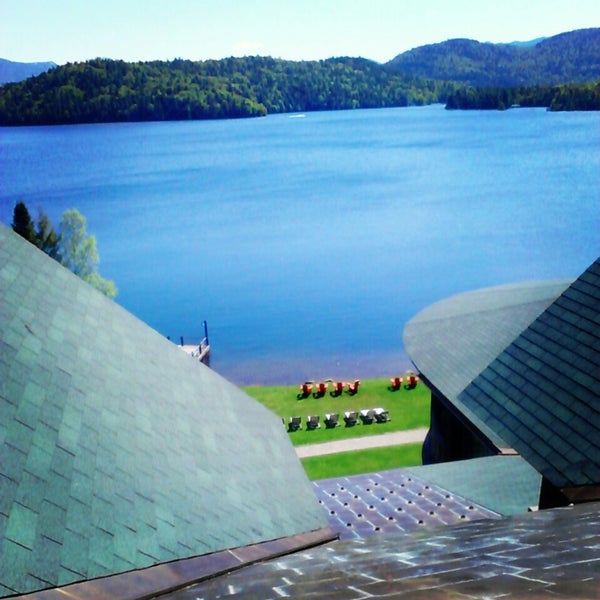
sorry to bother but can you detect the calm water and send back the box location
[1,106,598,384]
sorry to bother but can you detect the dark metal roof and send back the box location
[161,501,600,599]
[0,225,328,596]
[312,467,500,541]
[459,258,600,490]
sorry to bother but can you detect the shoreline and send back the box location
[240,373,418,389]
[217,357,416,388]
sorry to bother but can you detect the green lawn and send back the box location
[243,378,431,446]
[301,443,423,480]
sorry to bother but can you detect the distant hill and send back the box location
[507,37,547,48]
[386,28,600,87]
[0,56,454,126]
[0,28,598,126]
[0,59,57,85]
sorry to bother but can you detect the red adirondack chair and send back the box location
[330,381,344,397]
[314,382,328,397]
[347,380,361,395]
[389,376,403,391]
[298,382,313,398]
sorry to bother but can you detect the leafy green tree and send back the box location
[58,208,118,298]
[12,201,36,243]
[10,201,117,297]
[83,272,118,298]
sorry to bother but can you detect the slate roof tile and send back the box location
[167,502,600,600]
[458,258,600,488]
[406,258,599,491]
[0,225,328,595]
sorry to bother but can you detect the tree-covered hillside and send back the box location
[386,28,600,87]
[445,81,600,111]
[0,56,454,126]
[1,27,598,126]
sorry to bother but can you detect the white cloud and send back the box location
[230,41,267,57]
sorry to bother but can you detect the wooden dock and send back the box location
[178,321,210,364]
[181,340,210,362]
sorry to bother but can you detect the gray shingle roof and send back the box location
[459,258,600,489]
[406,456,541,515]
[403,279,572,402]
[403,278,572,448]
[404,256,600,492]
[0,225,327,596]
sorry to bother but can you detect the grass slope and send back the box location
[243,378,430,447]
[301,443,424,480]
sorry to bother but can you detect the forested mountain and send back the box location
[0,59,56,85]
[386,28,600,87]
[0,27,598,126]
[0,56,455,126]
[445,81,600,111]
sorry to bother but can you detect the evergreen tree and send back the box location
[12,201,36,243]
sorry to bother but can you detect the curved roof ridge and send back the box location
[408,279,573,324]
[403,278,572,404]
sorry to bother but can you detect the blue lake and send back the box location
[1,105,598,384]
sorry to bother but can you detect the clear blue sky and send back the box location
[1,0,599,65]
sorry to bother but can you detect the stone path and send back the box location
[295,427,429,458]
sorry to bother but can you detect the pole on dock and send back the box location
[203,320,209,346]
